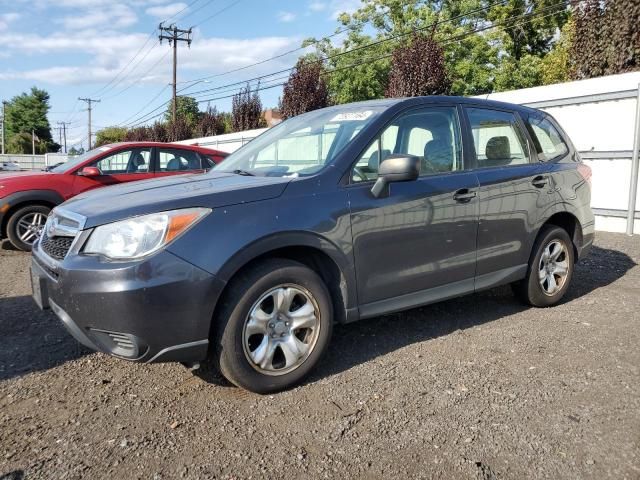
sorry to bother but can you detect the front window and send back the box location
[94,148,152,174]
[212,105,387,177]
[351,106,462,182]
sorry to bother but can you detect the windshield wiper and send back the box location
[228,169,255,176]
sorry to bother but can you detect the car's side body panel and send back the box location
[28,96,595,368]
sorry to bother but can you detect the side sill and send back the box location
[474,264,527,293]
[356,264,527,321]
[359,278,475,320]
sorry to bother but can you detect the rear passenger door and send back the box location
[463,106,555,287]
[154,148,206,178]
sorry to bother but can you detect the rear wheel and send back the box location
[204,258,333,394]
[6,205,50,252]
[512,225,575,307]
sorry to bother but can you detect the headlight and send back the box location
[84,208,210,260]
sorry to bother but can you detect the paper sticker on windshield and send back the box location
[331,111,373,122]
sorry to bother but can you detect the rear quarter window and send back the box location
[525,115,569,161]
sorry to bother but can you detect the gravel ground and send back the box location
[1,232,639,479]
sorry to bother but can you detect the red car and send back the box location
[0,142,227,251]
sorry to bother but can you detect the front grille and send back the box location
[40,231,74,260]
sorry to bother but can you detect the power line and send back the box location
[177,0,217,22]
[91,32,158,98]
[177,0,509,92]
[85,0,201,101]
[117,85,170,126]
[159,23,193,123]
[125,3,566,128]
[57,122,71,153]
[178,0,512,98]
[102,50,171,101]
[192,4,567,106]
[78,98,101,150]
[192,0,243,27]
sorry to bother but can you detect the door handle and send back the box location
[453,189,477,203]
[532,175,549,188]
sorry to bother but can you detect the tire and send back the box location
[205,258,334,394]
[6,205,50,252]
[512,225,575,307]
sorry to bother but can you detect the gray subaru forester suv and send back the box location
[31,97,594,393]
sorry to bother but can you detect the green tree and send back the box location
[95,126,128,147]
[4,87,59,153]
[486,0,568,61]
[165,96,201,126]
[307,0,570,100]
[68,146,84,155]
[494,54,544,91]
[541,18,574,85]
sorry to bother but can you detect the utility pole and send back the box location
[78,97,100,150]
[159,23,192,123]
[57,121,70,153]
[1,101,6,155]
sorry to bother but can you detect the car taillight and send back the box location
[577,163,592,186]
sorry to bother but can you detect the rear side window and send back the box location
[466,108,531,168]
[158,148,202,172]
[525,115,569,161]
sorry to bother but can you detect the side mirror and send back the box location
[78,166,102,177]
[371,154,420,198]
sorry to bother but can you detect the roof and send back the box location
[100,141,226,153]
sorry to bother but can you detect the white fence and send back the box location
[181,72,640,234]
[175,127,267,153]
[480,71,640,234]
[0,153,73,170]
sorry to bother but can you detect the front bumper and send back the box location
[31,241,225,363]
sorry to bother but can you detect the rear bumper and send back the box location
[31,243,225,363]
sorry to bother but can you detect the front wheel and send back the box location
[205,258,333,394]
[512,225,575,307]
[6,205,50,252]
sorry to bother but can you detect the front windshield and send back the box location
[212,105,386,177]
[51,145,115,173]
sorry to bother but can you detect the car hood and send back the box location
[60,172,292,228]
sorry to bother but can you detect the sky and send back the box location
[0,0,361,149]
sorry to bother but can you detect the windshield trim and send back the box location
[51,145,115,173]
[210,104,387,179]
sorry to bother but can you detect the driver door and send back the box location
[72,147,154,195]
[348,105,480,315]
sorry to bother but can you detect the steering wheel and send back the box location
[352,166,368,182]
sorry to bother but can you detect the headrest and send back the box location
[132,153,145,167]
[486,136,510,160]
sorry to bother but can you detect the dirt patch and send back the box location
[1,233,639,479]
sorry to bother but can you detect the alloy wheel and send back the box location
[16,212,47,245]
[538,239,569,296]
[242,284,321,376]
